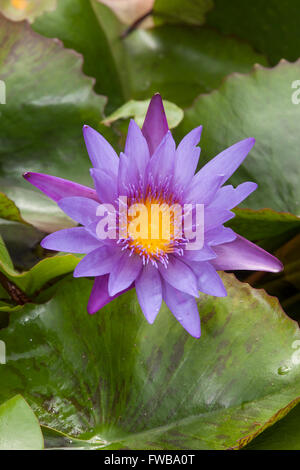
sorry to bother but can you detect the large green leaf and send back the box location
[176,61,300,214]
[244,234,300,321]
[0,274,299,450]
[33,0,129,111]
[227,208,300,252]
[0,220,45,270]
[124,25,267,107]
[154,0,213,25]
[207,0,300,66]
[245,402,300,450]
[0,15,115,233]
[0,192,28,224]
[0,395,43,450]
[0,235,79,299]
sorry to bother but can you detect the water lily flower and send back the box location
[24,94,283,338]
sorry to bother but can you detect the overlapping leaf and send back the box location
[33,0,129,111]
[0,236,79,300]
[246,402,300,450]
[154,0,213,25]
[0,15,114,233]
[124,26,267,107]
[0,274,299,449]
[207,0,300,65]
[0,395,43,450]
[176,61,300,214]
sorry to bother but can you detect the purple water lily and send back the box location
[24,94,283,338]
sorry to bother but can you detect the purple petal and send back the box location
[142,94,169,156]
[158,256,199,297]
[210,182,258,210]
[212,234,283,272]
[108,252,142,297]
[83,125,119,176]
[174,126,202,188]
[193,137,255,188]
[41,227,101,253]
[146,131,176,189]
[135,264,162,324]
[184,244,216,262]
[204,208,235,231]
[118,152,133,196]
[162,280,201,338]
[205,226,237,246]
[58,197,99,226]
[90,168,118,205]
[74,245,117,277]
[188,261,227,297]
[185,174,224,204]
[23,172,98,203]
[87,275,133,314]
[125,119,150,177]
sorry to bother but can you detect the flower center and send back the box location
[119,194,187,267]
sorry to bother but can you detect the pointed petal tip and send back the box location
[186,323,201,339]
[87,303,98,315]
[40,238,47,249]
[246,136,256,148]
[192,331,201,339]
[142,93,169,155]
[271,258,284,273]
[82,124,90,135]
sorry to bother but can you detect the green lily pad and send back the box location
[0,192,28,225]
[176,61,300,215]
[0,395,43,450]
[245,234,300,321]
[245,401,300,450]
[124,25,267,108]
[227,208,300,251]
[0,274,299,449]
[154,0,213,25]
[0,15,113,233]
[207,0,300,66]
[0,235,79,300]
[102,99,183,128]
[0,219,45,270]
[33,0,129,111]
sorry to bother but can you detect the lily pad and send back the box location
[0,235,79,300]
[245,234,300,321]
[245,402,300,450]
[0,192,28,225]
[207,0,300,66]
[0,274,299,449]
[124,25,267,107]
[154,0,213,25]
[176,61,300,215]
[0,395,43,450]
[227,208,300,250]
[33,0,129,111]
[0,15,111,232]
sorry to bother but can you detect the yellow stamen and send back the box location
[126,195,181,260]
